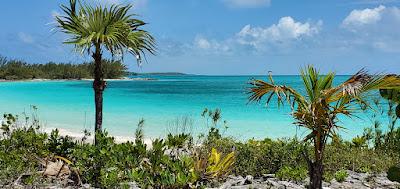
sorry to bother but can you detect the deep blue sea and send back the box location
[0,75,387,140]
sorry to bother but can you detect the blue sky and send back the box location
[1,0,400,75]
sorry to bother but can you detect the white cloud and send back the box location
[18,32,34,44]
[342,5,385,29]
[189,17,322,55]
[237,17,322,48]
[195,36,211,49]
[341,5,400,52]
[193,36,230,53]
[222,0,270,8]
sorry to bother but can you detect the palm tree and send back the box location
[248,65,400,189]
[55,0,156,143]
[380,76,400,118]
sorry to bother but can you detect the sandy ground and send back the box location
[42,127,154,146]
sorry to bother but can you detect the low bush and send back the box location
[387,166,400,182]
[334,170,348,183]
[0,110,399,188]
[275,166,308,182]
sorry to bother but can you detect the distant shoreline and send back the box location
[0,77,158,82]
[0,72,194,82]
[130,72,189,76]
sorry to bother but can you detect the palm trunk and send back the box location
[309,134,325,189]
[309,159,323,189]
[303,133,325,189]
[92,43,106,145]
[92,44,106,188]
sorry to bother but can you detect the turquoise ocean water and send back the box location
[0,75,384,140]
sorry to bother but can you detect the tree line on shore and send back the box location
[1,0,400,187]
[0,56,128,80]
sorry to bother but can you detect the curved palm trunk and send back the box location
[92,44,106,145]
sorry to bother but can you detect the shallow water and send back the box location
[0,75,389,140]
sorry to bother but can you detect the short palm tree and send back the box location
[380,78,400,118]
[248,65,400,189]
[55,0,156,143]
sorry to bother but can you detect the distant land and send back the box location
[129,72,190,76]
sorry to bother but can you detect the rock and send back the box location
[219,176,245,188]
[214,170,400,189]
[80,183,92,188]
[265,178,281,188]
[229,186,254,189]
[372,176,400,189]
[241,175,253,185]
[262,174,275,179]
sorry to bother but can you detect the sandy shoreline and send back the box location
[42,127,154,146]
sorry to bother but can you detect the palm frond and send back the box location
[248,77,306,109]
[249,65,400,144]
[55,0,156,64]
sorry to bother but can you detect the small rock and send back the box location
[220,176,245,188]
[262,174,275,179]
[242,175,253,185]
[80,183,92,188]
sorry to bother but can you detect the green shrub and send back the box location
[351,136,367,148]
[47,129,76,157]
[130,139,199,188]
[203,137,305,177]
[0,113,49,185]
[323,172,334,182]
[334,170,348,182]
[387,166,400,182]
[71,131,144,188]
[323,142,397,175]
[275,166,308,182]
[1,109,400,188]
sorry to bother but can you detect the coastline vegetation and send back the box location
[55,0,156,143]
[248,66,400,188]
[0,0,399,188]
[0,56,128,80]
[0,106,399,188]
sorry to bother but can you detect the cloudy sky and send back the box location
[1,0,400,75]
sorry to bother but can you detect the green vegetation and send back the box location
[248,65,400,188]
[0,56,128,80]
[55,0,156,141]
[334,170,348,182]
[130,72,189,76]
[0,106,399,188]
[387,166,400,182]
[380,80,400,118]
[276,166,308,182]
[0,1,398,189]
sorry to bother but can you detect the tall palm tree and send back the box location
[55,0,156,143]
[248,65,400,189]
